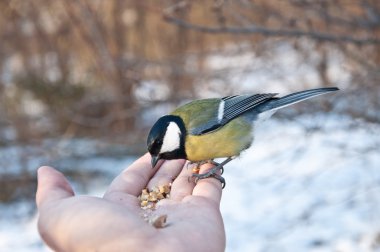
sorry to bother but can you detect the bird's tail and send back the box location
[258,87,339,113]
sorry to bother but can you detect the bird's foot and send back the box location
[191,164,226,188]
[190,157,234,188]
[204,160,224,174]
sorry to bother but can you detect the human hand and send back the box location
[36,153,226,252]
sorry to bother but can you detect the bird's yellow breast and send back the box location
[185,117,253,161]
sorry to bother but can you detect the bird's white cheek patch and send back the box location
[160,122,181,153]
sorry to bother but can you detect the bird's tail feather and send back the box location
[258,87,339,112]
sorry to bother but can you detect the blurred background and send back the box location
[0,0,379,251]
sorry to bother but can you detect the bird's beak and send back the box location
[151,155,160,168]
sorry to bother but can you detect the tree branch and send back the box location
[163,15,380,45]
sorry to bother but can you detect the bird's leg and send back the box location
[192,157,234,188]
[204,160,224,174]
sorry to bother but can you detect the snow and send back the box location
[0,203,47,252]
[1,114,379,251]
[221,114,380,252]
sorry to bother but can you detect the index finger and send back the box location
[104,153,162,197]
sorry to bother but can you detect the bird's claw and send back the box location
[206,160,224,175]
[191,165,226,189]
[187,157,233,189]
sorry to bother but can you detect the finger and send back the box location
[104,153,162,197]
[170,161,196,201]
[146,159,185,191]
[36,166,75,208]
[192,163,223,206]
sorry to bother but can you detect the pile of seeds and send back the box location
[138,184,171,228]
[139,184,171,210]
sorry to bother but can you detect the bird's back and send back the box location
[171,98,254,161]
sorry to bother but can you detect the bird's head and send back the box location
[147,115,187,168]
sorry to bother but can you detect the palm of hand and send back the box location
[36,154,225,252]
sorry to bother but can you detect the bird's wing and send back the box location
[171,98,220,134]
[188,93,277,135]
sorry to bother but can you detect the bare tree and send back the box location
[0,0,379,147]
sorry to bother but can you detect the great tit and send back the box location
[147,87,339,187]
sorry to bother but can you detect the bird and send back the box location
[147,87,339,187]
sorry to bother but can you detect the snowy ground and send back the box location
[222,114,380,252]
[1,113,379,252]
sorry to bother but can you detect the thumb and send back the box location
[36,166,75,208]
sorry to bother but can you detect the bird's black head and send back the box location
[147,115,187,168]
